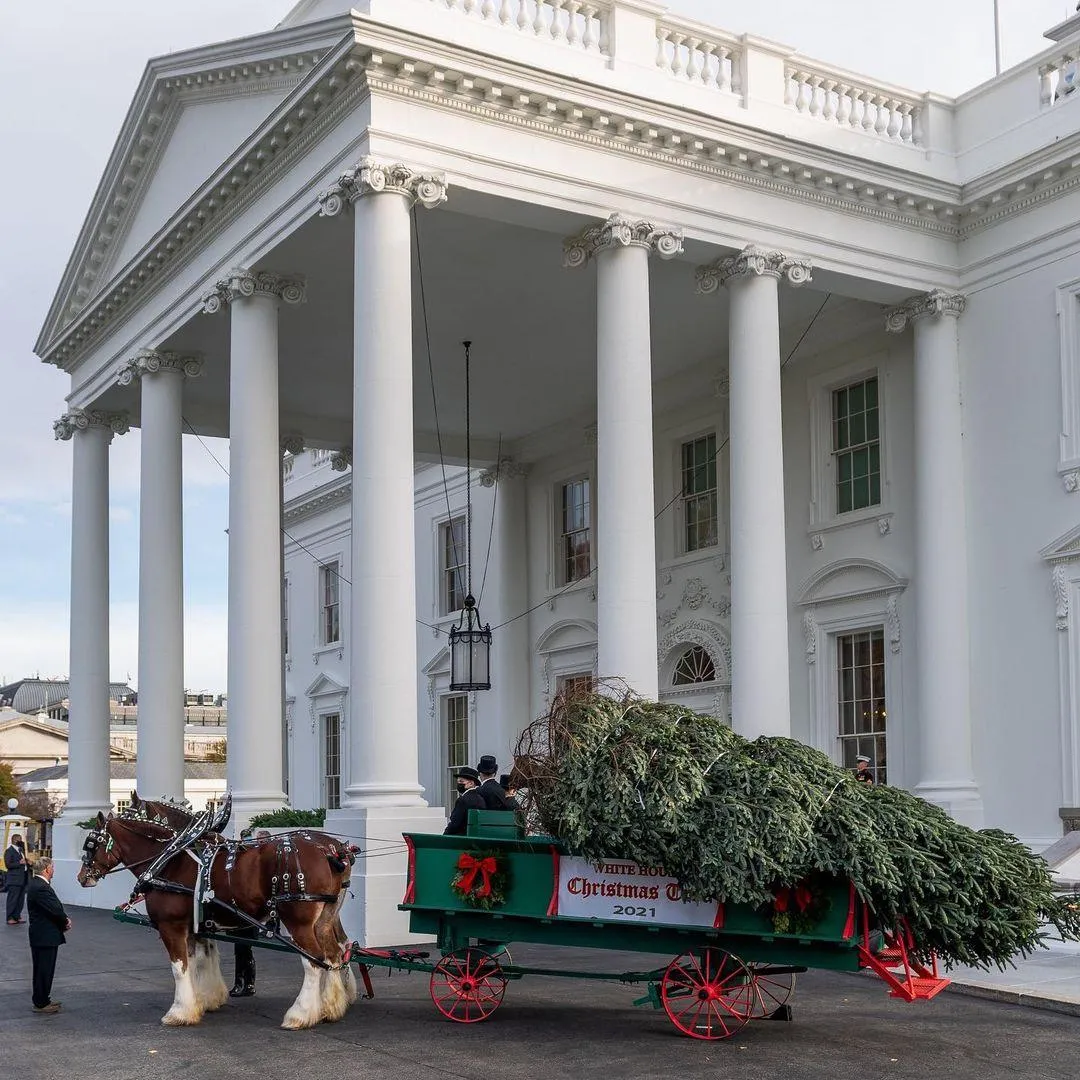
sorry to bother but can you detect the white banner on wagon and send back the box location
[555,856,721,928]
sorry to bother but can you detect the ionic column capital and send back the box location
[563,213,683,268]
[884,289,966,333]
[330,448,352,472]
[53,407,130,442]
[280,434,305,456]
[479,457,531,487]
[201,268,306,314]
[317,157,448,217]
[117,349,203,386]
[696,245,812,294]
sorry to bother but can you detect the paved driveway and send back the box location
[2,908,1076,1080]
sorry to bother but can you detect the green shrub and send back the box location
[247,807,325,828]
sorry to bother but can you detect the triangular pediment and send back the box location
[1041,523,1080,563]
[423,647,451,678]
[35,25,344,355]
[305,672,347,699]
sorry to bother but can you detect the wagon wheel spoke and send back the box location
[429,948,507,1024]
[661,948,752,1041]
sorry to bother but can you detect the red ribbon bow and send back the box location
[774,882,814,914]
[457,853,498,898]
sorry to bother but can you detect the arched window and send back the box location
[672,645,716,685]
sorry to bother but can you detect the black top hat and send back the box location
[456,767,481,784]
[477,755,498,776]
[499,774,512,790]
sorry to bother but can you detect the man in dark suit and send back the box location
[5,833,28,924]
[476,756,511,811]
[444,767,486,835]
[27,856,70,1014]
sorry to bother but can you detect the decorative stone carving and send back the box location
[656,618,732,683]
[1060,807,1080,834]
[884,289,966,333]
[877,516,892,536]
[317,157,448,216]
[280,434,305,456]
[656,570,674,601]
[53,408,130,441]
[810,532,825,551]
[330,448,352,472]
[563,213,683,268]
[713,372,729,399]
[1053,564,1070,631]
[659,576,731,626]
[117,349,203,384]
[478,457,531,487]
[886,594,902,653]
[201,269,306,314]
[802,609,817,664]
[696,244,812,294]
[1063,469,1080,494]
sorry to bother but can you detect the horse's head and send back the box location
[77,812,120,887]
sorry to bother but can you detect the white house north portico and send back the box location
[34,0,1080,935]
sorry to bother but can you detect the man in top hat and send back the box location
[444,767,486,835]
[476,756,512,811]
[853,755,875,785]
[5,833,28,925]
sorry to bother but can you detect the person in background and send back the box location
[853,755,875,785]
[5,833,28,924]
[444,767,485,835]
[231,828,271,997]
[499,774,521,813]
[27,856,70,1014]
[476,756,511,811]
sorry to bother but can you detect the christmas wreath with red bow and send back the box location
[450,848,511,910]
[769,874,832,935]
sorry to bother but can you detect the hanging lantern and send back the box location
[449,594,492,691]
[447,340,493,692]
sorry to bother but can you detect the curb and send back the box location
[945,980,1080,1018]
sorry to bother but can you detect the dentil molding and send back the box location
[201,268,306,313]
[53,407,130,441]
[317,157,448,216]
[696,245,812,293]
[884,288,966,333]
[117,349,203,385]
[562,213,683,268]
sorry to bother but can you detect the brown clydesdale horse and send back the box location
[78,805,357,1028]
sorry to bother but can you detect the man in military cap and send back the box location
[853,755,875,784]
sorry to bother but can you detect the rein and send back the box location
[90,818,172,878]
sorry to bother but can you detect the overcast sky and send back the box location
[0,0,1073,692]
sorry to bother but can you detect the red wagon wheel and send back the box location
[660,947,754,1041]
[745,963,797,1018]
[429,948,508,1024]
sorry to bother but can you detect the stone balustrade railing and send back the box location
[432,0,610,54]
[656,18,742,94]
[785,62,924,145]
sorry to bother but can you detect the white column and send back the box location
[117,351,202,802]
[564,214,683,699]
[697,246,811,738]
[202,270,305,831]
[280,434,304,800]
[52,406,128,902]
[887,291,983,826]
[317,157,449,946]
[480,459,531,760]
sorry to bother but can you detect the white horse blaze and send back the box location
[162,958,203,1026]
[282,959,325,1029]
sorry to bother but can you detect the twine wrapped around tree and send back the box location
[513,688,1080,969]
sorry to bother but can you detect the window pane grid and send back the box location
[446,694,469,803]
[441,518,467,615]
[561,479,591,583]
[324,713,341,810]
[836,629,887,784]
[682,435,718,552]
[321,563,341,645]
[673,645,717,685]
[832,376,881,514]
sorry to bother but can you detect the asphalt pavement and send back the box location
[1,908,1077,1080]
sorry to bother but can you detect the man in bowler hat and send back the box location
[476,756,511,811]
[444,767,486,835]
[27,856,70,1014]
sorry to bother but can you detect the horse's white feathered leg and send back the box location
[194,940,229,1011]
[162,957,203,1026]
[282,959,324,1029]
[339,962,358,1006]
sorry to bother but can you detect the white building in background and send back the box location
[33,0,1080,939]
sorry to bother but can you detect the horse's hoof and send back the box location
[281,1012,317,1030]
[161,1010,201,1026]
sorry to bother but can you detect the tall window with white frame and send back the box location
[323,712,341,810]
[836,629,886,783]
[445,694,469,805]
[560,478,591,584]
[557,672,594,699]
[681,433,718,552]
[832,376,880,514]
[440,517,467,616]
[320,562,341,645]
